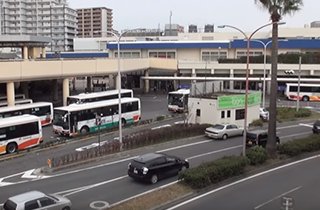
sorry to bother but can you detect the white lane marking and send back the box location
[166,155,320,210]
[151,124,171,130]
[299,123,313,128]
[254,186,302,209]
[60,175,128,197]
[21,169,50,179]
[276,123,312,130]
[281,131,311,139]
[157,140,212,153]
[187,145,242,160]
[109,181,179,208]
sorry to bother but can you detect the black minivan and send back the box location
[128,153,189,184]
[246,130,280,147]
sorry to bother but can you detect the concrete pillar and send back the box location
[42,47,46,58]
[23,46,28,60]
[115,74,120,90]
[86,76,92,92]
[230,69,234,90]
[267,74,271,95]
[62,78,70,106]
[6,82,15,106]
[52,79,59,102]
[109,74,115,89]
[21,82,29,99]
[173,72,178,90]
[144,70,149,93]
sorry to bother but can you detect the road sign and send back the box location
[281,196,294,210]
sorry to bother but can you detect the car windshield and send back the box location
[211,124,224,130]
[260,108,267,112]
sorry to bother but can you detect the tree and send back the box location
[255,0,303,156]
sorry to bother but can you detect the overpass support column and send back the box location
[191,69,196,95]
[6,82,15,106]
[62,78,70,106]
[23,46,28,60]
[42,47,46,58]
[267,73,271,95]
[86,76,92,92]
[229,69,234,90]
[109,74,115,89]
[52,79,59,102]
[144,70,149,93]
[21,82,29,99]
[173,72,178,90]
[115,74,120,90]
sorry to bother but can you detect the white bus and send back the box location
[0,115,43,154]
[0,99,33,107]
[285,83,320,102]
[168,89,190,112]
[0,102,53,126]
[67,89,134,105]
[0,94,25,101]
[53,97,141,136]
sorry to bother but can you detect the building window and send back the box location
[235,109,245,120]
[221,111,225,119]
[201,51,227,61]
[236,51,263,58]
[114,51,141,59]
[148,51,176,59]
[196,109,201,117]
[227,110,231,118]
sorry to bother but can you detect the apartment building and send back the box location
[77,7,113,38]
[0,0,77,52]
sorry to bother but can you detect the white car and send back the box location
[205,124,244,140]
[1,191,72,210]
[259,108,269,121]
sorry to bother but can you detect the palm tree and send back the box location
[255,0,303,156]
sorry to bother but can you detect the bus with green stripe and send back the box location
[52,97,141,137]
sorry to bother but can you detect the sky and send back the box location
[67,0,318,32]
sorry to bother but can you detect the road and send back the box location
[167,154,320,210]
[0,120,314,209]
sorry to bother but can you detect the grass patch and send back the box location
[109,183,192,210]
[276,107,312,122]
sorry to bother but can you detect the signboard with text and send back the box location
[218,92,261,109]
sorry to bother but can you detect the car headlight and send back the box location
[185,159,188,162]
[142,167,149,175]
[127,162,131,170]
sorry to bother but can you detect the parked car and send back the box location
[312,120,320,134]
[259,107,269,121]
[205,124,244,140]
[127,153,189,184]
[246,130,280,147]
[1,190,71,210]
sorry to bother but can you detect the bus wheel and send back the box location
[121,119,126,126]
[302,96,309,102]
[80,126,89,134]
[6,143,18,154]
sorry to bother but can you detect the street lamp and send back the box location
[101,29,140,150]
[218,22,285,156]
[250,39,287,109]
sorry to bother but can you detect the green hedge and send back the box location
[278,135,320,157]
[246,146,268,165]
[179,156,248,189]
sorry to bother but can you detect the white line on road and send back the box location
[157,140,212,153]
[166,155,320,210]
[299,123,313,128]
[254,186,302,209]
[187,145,242,160]
[281,131,311,139]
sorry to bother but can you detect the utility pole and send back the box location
[169,11,172,36]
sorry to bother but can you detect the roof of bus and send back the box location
[286,83,320,86]
[0,102,52,112]
[68,89,133,99]
[0,99,33,106]
[0,114,40,127]
[54,97,140,112]
[168,89,190,95]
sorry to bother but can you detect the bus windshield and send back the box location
[53,110,69,128]
[168,94,184,107]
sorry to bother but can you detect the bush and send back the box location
[156,115,165,121]
[246,146,268,165]
[294,109,311,118]
[180,156,248,189]
[278,135,320,157]
[249,119,264,127]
